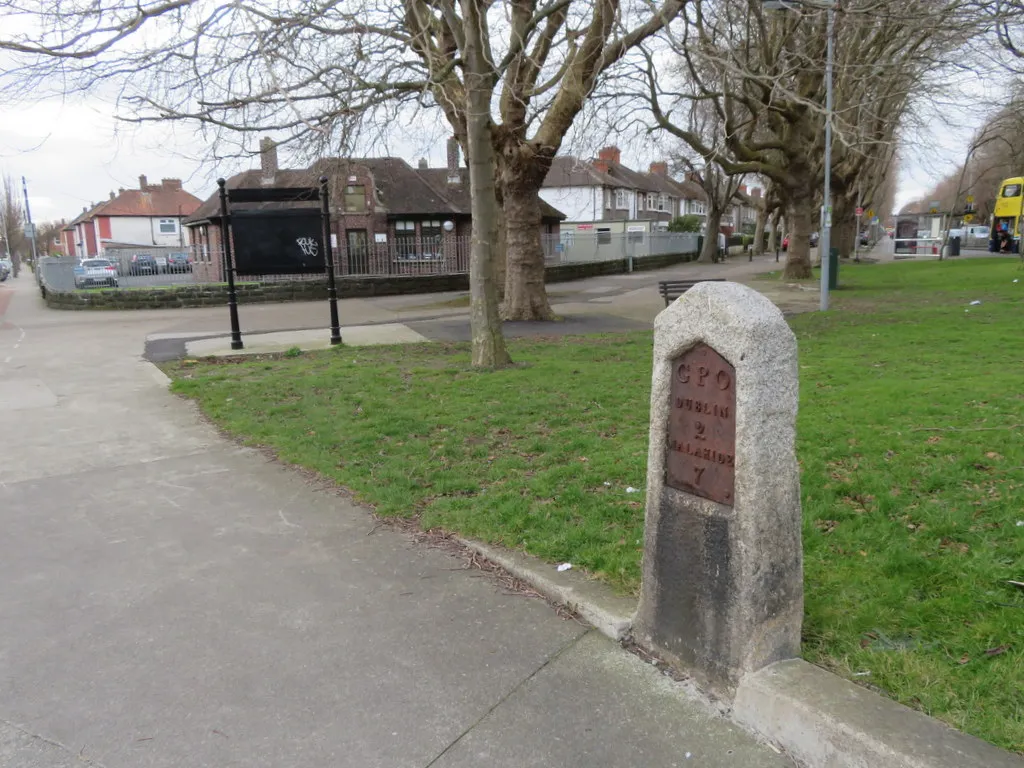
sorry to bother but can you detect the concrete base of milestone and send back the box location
[464,539,1023,768]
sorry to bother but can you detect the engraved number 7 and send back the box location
[693,467,705,484]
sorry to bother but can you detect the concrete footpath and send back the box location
[0,275,793,766]
[142,252,821,360]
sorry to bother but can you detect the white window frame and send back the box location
[614,189,628,210]
[658,194,667,212]
[158,218,178,234]
[690,200,706,215]
[647,193,656,210]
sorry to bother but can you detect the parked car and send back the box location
[0,258,10,282]
[164,252,192,273]
[859,232,870,246]
[74,258,119,288]
[127,253,158,275]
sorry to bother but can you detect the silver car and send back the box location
[74,258,119,288]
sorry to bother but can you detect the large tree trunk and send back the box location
[784,193,814,279]
[501,183,554,320]
[462,0,511,368]
[699,208,723,263]
[767,209,782,254]
[753,206,767,256]
[496,137,555,320]
[833,199,855,260]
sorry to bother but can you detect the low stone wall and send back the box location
[42,251,696,310]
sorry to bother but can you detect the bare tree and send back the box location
[641,0,979,279]
[0,174,26,265]
[668,100,745,263]
[1,0,689,323]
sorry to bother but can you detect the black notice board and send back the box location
[230,209,326,275]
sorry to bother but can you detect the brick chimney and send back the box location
[597,146,621,166]
[260,137,278,185]
[138,174,148,191]
[593,159,610,174]
[109,191,115,200]
[649,161,668,176]
[446,137,461,184]
[418,158,429,170]
[161,178,183,191]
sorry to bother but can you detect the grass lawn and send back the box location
[166,257,1024,752]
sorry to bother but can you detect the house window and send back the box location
[596,227,612,245]
[647,193,656,210]
[690,201,706,215]
[345,185,366,212]
[158,219,177,234]
[421,219,443,260]
[395,220,416,259]
[638,195,644,211]
[615,189,628,210]
[604,189,612,210]
[658,194,667,212]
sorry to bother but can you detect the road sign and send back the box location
[855,206,864,216]
[929,200,940,214]
[866,209,874,218]
[23,223,35,238]
[966,195,975,204]
[963,213,974,223]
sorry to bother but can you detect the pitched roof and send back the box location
[329,158,459,216]
[99,185,202,217]
[184,168,321,223]
[640,172,686,197]
[544,156,618,188]
[544,155,668,194]
[418,167,565,221]
[604,161,660,193]
[187,159,566,224]
[69,201,107,227]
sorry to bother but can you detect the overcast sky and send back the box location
[0,89,987,226]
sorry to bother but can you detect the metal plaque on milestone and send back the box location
[666,343,736,505]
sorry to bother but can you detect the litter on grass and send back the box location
[557,563,572,573]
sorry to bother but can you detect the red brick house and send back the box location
[185,138,564,280]
[62,177,202,259]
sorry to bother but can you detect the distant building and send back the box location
[63,176,202,259]
[184,138,564,279]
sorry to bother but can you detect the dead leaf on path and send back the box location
[958,654,970,665]
[984,645,1009,657]
[814,519,839,534]
[926,435,942,444]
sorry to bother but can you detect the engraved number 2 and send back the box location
[694,421,706,441]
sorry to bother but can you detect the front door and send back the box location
[346,229,369,274]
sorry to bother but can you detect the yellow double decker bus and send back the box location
[991,176,1024,252]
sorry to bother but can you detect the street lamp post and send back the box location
[763,0,836,311]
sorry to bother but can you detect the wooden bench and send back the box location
[658,278,726,306]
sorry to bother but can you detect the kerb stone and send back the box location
[634,280,803,694]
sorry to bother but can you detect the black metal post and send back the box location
[320,176,342,345]
[218,178,244,350]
